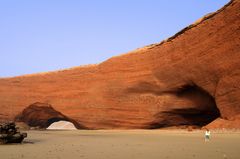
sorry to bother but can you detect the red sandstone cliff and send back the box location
[0,0,239,129]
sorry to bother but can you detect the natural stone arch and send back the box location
[15,102,87,129]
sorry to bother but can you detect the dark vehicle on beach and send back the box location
[0,122,27,144]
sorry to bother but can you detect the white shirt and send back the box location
[205,131,210,136]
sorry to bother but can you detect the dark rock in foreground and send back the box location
[0,122,27,144]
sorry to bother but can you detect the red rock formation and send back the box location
[0,0,239,129]
[206,116,240,130]
[15,102,86,129]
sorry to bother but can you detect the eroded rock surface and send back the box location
[15,103,86,129]
[0,0,239,129]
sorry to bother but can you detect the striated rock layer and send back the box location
[0,0,239,129]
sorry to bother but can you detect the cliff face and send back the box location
[0,0,239,129]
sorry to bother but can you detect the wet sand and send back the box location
[0,130,240,159]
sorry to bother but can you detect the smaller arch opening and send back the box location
[15,102,87,129]
[47,118,78,130]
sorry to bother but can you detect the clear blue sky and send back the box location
[0,0,229,77]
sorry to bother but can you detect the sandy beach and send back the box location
[0,130,240,159]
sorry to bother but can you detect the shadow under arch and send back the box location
[148,83,221,128]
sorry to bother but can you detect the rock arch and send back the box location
[15,102,87,129]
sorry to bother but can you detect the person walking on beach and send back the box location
[205,129,211,141]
